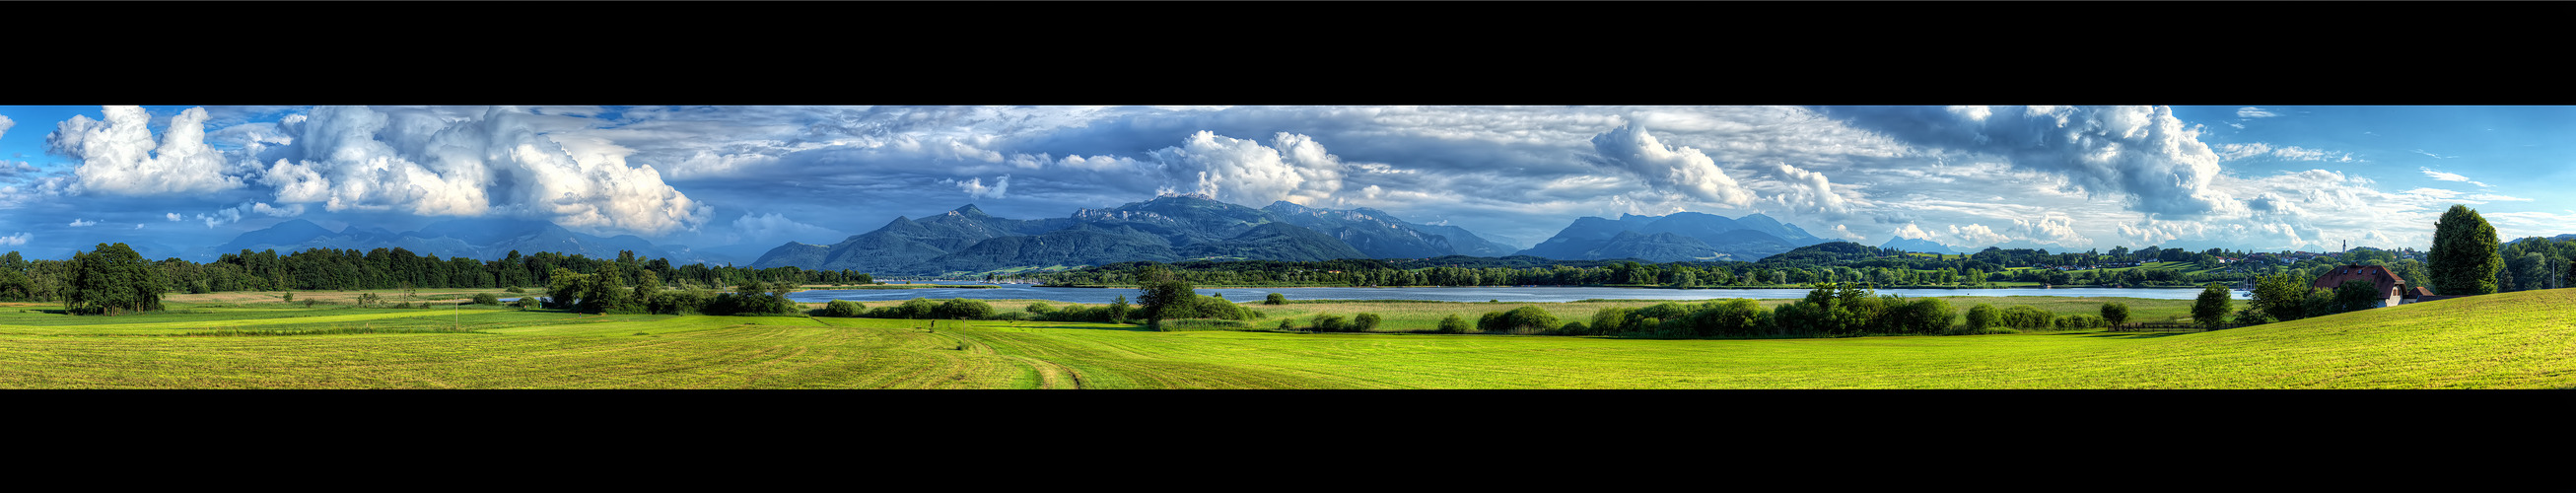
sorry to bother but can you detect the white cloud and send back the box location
[2012,213,2090,246]
[134,224,143,230]
[2236,107,2280,118]
[1149,131,1346,207]
[2411,149,2458,159]
[1834,106,2237,217]
[68,219,97,227]
[0,233,24,246]
[1769,163,1847,214]
[2419,167,2488,187]
[1891,222,1936,241]
[252,106,709,236]
[1829,224,1866,241]
[730,212,843,246]
[251,202,304,217]
[195,205,244,228]
[166,213,182,222]
[0,115,13,139]
[956,175,1010,199]
[2216,143,2360,163]
[1949,224,2009,246]
[1588,124,1755,207]
[47,106,246,195]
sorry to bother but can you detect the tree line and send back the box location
[0,244,874,316]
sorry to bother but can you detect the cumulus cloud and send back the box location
[166,213,181,222]
[46,106,246,195]
[0,115,12,139]
[1949,224,2009,246]
[2419,167,2488,186]
[1827,106,2237,217]
[0,233,25,246]
[1149,131,1347,207]
[1768,163,1847,214]
[2236,107,2280,118]
[68,219,97,227]
[1891,222,1936,241]
[955,175,1010,199]
[2010,213,2089,246]
[250,106,709,236]
[196,206,244,229]
[1588,124,1755,207]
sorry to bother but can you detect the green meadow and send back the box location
[1,289,2568,388]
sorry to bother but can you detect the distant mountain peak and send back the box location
[950,204,986,216]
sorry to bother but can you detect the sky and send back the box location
[0,105,2568,261]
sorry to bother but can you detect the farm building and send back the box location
[2312,264,2435,308]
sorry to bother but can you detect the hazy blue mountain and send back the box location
[1176,221,1371,262]
[753,194,1378,275]
[1517,212,1822,261]
[1260,201,1517,258]
[1577,231,1722,263]
[1880,237,1958,254]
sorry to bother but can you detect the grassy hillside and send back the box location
[0,289,2565,388]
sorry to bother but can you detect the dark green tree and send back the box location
[2100,302,2131,326]
[1108,295,1132,323]
[2332,279,2385,313]
[1264,292,1287,305]
[2248,272,2317,322]
[2193,282,2233,330]
[2428,204,2502,296]
[64,244,166,316]
[1133,265,1195,327]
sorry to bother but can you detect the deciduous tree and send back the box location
[2428,204,2502,296]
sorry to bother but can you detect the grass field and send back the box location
[2,289,2567,388]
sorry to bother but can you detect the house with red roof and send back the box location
[2312,264,2435,308]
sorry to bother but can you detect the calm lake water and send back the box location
[788,284,2255,304]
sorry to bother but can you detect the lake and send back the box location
[787,284,2256,305]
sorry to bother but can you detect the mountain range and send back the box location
[1512,211,1830,262]
[749,195,1524,276]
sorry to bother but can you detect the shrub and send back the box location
[2056,314,2107,329]
[1998,306,2057,329]
[1883,297,1953,335]
[282,293,294,303]
[886,298,938,318]
[1025,302,1053,315]
[823,300,865,317]
[1280,318,1297,330]
[1354,313,1381,331]
[933,299,994,319]
[505,287,525,294]
[1437,315,1471,334]
[1479,306,1560,333]
[1265,293,1287,305]
[1591,307,1633,334]
[471,293,501,306]
[1312,314,1350,332]
[1556,321,1589,335]
[1964,304,2000,331]
[1691,299,1772,336]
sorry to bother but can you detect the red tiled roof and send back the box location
[2313,264,2411,299]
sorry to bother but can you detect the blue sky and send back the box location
[0,106,2568,261]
